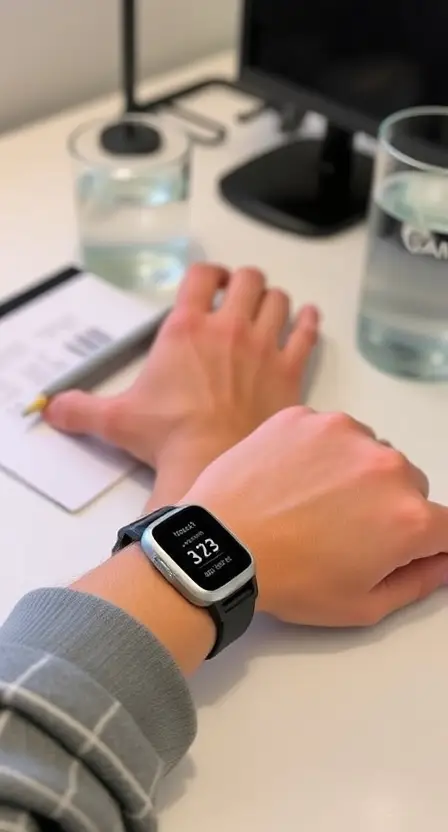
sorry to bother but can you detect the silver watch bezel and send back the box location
[140,505,255,607]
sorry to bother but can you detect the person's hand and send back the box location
[45,264,319,473]
[183,407,448,627]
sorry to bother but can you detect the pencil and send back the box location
[22,312,167,417]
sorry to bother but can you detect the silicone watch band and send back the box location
[112,507,176,553]
[206,579,257,659]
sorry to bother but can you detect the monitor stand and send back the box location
[220,124,373,237]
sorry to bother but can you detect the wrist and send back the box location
[156,426,237,470]
[71,544,215,675]
[147,430,238,512]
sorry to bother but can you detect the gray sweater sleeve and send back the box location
[0,588,197,831]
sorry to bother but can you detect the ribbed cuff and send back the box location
[0,588,196,771]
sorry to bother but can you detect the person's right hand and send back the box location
[184,407,448,627]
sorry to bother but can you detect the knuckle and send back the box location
[231,267,266,296]
[221,316,249,345]
[351,597,386,627]
[397,497,432,540]
[249,269,266,290]
[358,604,384,628]
[324,411,354,431]
[236,265,265,283]
[269,287,289,306]
[270,405,311,429]
[164,308,201,338]
[373,446,408,476]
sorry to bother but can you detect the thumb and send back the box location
[45,390,127,444]
[372,554,448,620]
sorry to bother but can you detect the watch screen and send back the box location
[152,506,252,591]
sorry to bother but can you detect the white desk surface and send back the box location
[2,51,448,832]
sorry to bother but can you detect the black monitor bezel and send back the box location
[238,0,384,139]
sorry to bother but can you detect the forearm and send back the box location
[72,545,214,675]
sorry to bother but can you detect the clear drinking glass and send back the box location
[357,107,448,380]
[68,113,198,299]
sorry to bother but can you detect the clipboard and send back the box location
[0,266,82,320]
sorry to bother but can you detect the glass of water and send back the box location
[357,107,448,380]
[69,113,198,299]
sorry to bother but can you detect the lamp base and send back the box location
[101,121,162,155]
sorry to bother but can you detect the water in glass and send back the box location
[358,170,448,379]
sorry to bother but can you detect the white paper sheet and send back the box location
[0,273,165,511]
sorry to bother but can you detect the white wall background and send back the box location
[0,0,240,134]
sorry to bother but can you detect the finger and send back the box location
[45,390,127,445]
[176,263,230,312]
[220,267,266,319]
[370,553,448,621]
[255,289,291,344]
[283,305,319,368]
[423,501,448,553]
[408,461,430,498]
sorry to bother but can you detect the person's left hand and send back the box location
[45,263,319,470]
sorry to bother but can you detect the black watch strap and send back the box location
[112,506,176,553]
[206,579,258,660]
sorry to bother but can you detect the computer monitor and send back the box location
[220,0,448,236]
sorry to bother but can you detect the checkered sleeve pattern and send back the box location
[0,589,197,831]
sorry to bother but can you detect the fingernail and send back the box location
[44,399,62,426]
[302,305,321,323]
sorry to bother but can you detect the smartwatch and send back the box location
[113,505,258,659]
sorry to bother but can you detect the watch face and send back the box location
[151,506,253,592]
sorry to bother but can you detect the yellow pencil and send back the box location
[22,395,49,417]
[22,313,166,417]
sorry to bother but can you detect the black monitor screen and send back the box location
[243,0,448,130]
